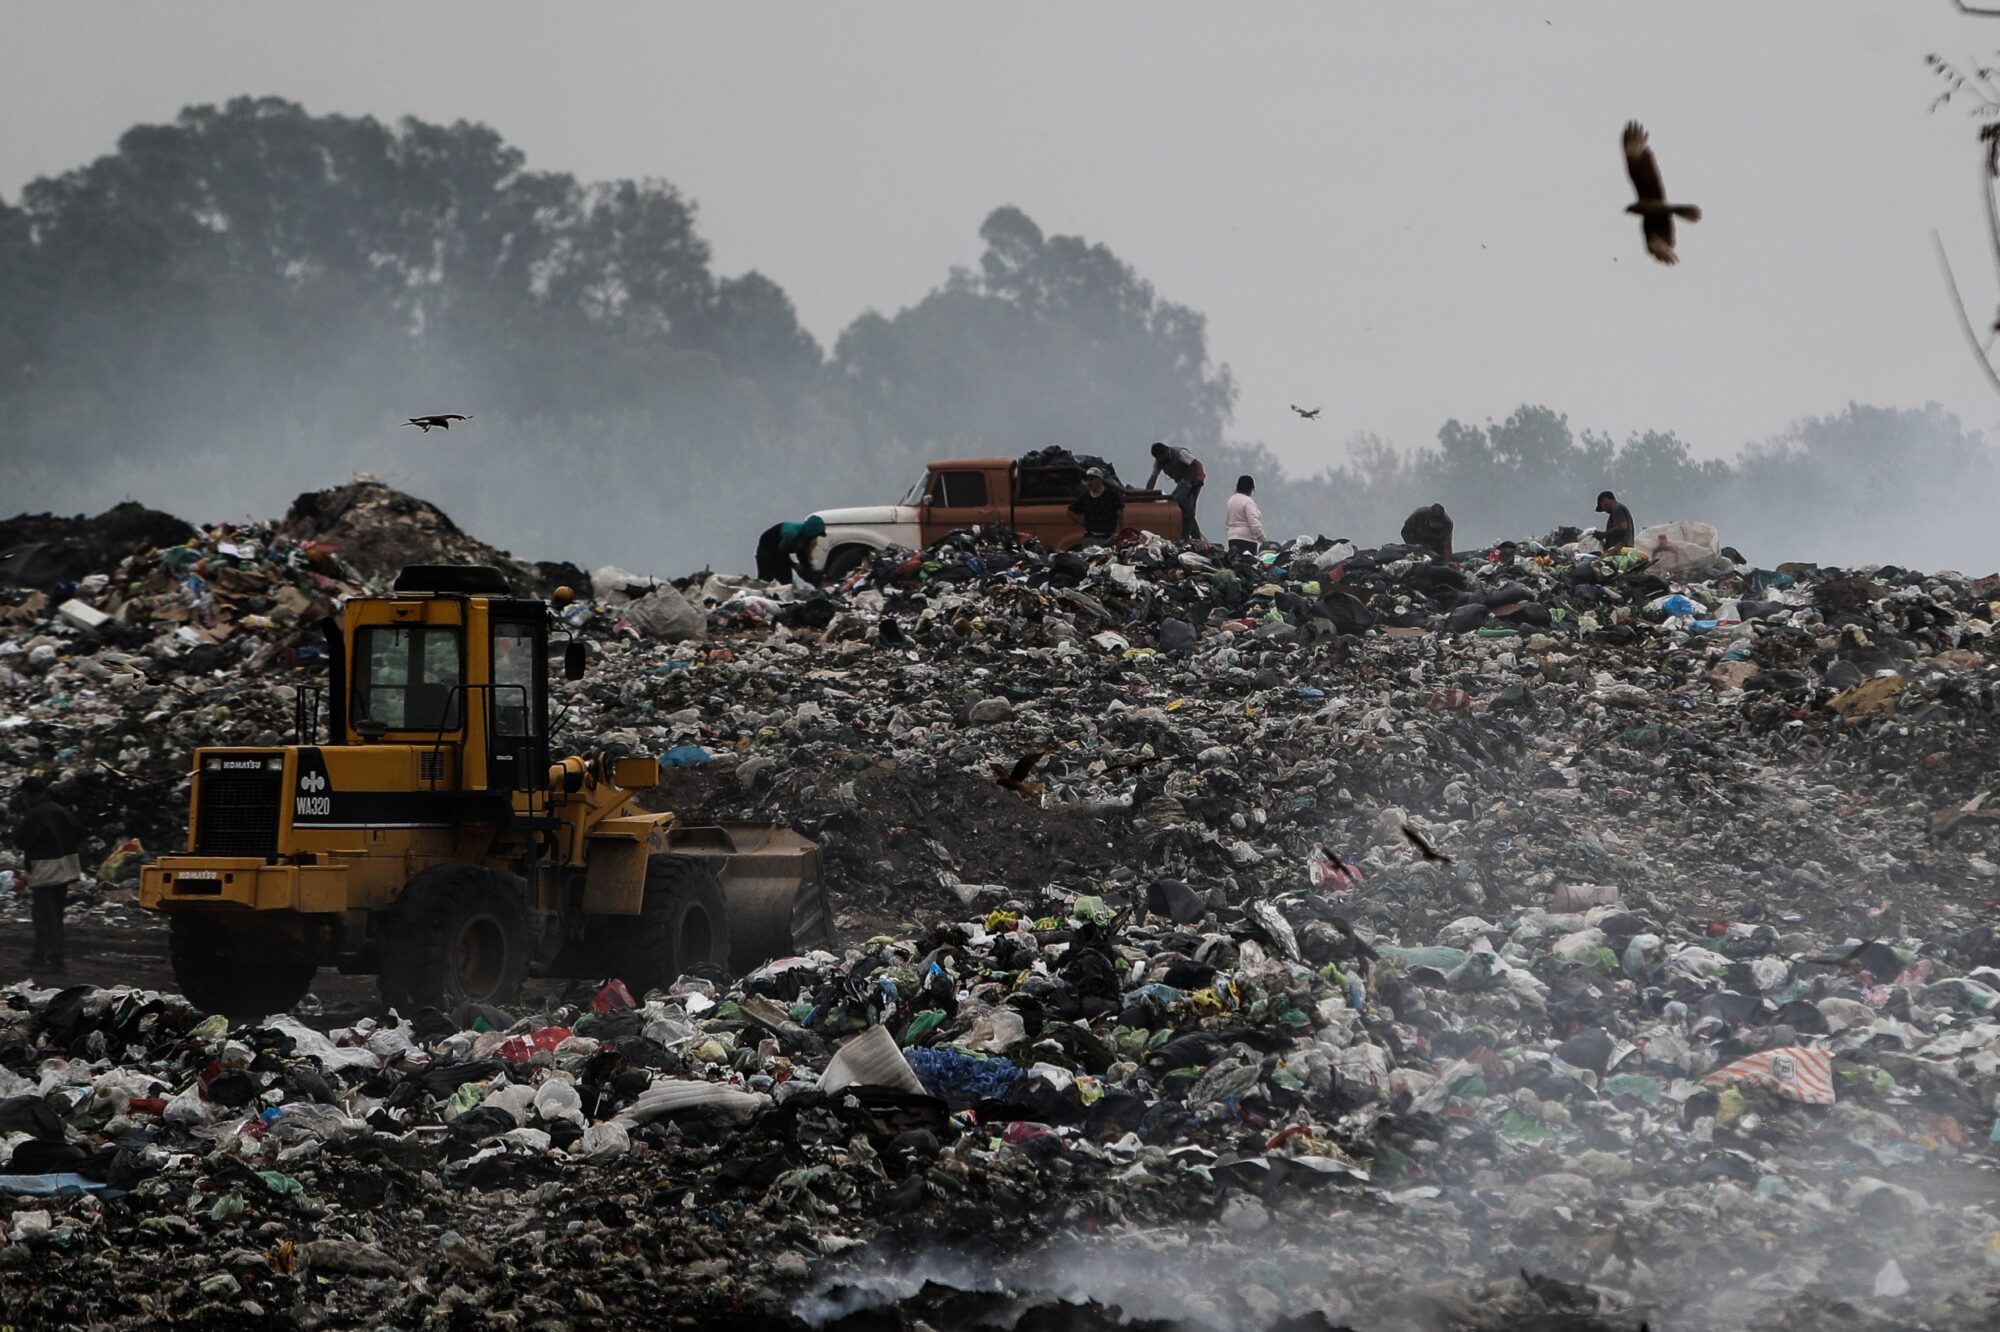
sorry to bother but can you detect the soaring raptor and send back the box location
[1623,122,1701,265]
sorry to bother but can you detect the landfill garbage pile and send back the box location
[0,483,588,853]
[3,493,2000,1329]
[0,502,198,595]
[280,478,590,598]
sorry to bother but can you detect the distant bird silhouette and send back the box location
[992,743,1056,799]
[1290,405,1321,420]
[406,414,472,432]
[1623,122,1700,264]
[1312,846,1362,891]
[1803,937,1901,979]
[1401,824,1454,865]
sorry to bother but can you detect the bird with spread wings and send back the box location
[406,414,472,433]
[1622,122,1701,265]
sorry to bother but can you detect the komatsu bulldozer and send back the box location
[139,565,832,1015]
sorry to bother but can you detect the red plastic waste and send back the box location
[496,1027,573,1063]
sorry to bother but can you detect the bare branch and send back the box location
[1933,232,2000,395]
[1953,1,2000,15]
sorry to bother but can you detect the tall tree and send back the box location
[832,205,1236,467]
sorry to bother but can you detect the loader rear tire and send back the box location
[379,865,531,1013]
[609,855,731,996]
[169,915,316,1019]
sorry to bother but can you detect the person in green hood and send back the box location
[755,514,826,586]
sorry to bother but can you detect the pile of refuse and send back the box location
[279,478,589,598]
[3,486,2000,1329]
[0,892,1994,1328]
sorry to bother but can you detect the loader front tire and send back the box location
[169,915,316,1018]
[379,865,531,1013]
[609,855,731,996]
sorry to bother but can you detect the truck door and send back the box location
[487,615,548,792]
[920,468,996,545]
[1012,464,1089,547]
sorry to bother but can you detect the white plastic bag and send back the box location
[1635,521,1729,576]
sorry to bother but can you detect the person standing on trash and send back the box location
[1595,490,1636,551]
[1224,475,1265,556]
[1068,467,1126,545]
[1400,503,1454,560]
[1143,441,1206,542]
[10,776,82,974]
[754,515,827,587]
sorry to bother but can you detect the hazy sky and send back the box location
[6,1,2000,477]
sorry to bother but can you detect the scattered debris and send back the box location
[4,487,2000,1330]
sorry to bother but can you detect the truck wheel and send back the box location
[380,865,531,1012]
[610,855,731,996]
[822,545,869,582]
[169,915,316,1018]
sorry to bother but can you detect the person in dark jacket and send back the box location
[10,776,82,973]
[1595,490,1636,551]
[1400,503,1454,560]
[1144,442,1206,542]
[1068,468,1126,543]
[754,515,827,586]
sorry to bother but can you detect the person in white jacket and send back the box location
[1224,474,1265,556]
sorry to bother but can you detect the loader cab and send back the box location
[332,566,551,794]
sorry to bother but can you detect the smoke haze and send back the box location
[8,7,2000,578]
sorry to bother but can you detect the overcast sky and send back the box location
[6,1,2000,477]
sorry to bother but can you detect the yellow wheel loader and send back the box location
[139,565,832,1015]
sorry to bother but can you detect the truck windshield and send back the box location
[352,626,463,731]
[899,471,930,506]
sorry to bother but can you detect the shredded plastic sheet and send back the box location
[1703,1046,1835,1105]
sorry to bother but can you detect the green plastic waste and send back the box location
[1069,896,1115,926]
[1601,1074,1664,1104]
[1377,945,1469,971]
[1370,1146,1411,1181]
[1500,1108,1557,1143]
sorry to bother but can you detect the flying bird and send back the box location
[992,743,1056,798]
[1290,405,1321,420]
[406,414,472,432]
[1803,937,1901,979]
[1310,846,1362,891]
[1400,824,1453,865]
[1622,121,1701,264]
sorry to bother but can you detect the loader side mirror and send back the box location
[611,755,659,790]
[563,641,587,681]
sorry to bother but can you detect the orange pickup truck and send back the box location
[811,456,1185,580]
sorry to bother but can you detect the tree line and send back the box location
[1,97,1992,574]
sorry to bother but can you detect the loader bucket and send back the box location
[666,823,836,971]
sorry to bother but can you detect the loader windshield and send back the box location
[352,625,463,731]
